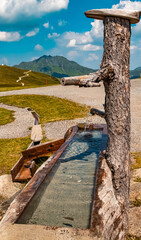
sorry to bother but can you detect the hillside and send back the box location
[0,65,59,90]
[14,55,96,78]
[130,67,141,79]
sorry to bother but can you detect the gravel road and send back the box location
[0,79,140,152]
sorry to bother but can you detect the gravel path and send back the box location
[0,103,33,138]
[0,79,140,152]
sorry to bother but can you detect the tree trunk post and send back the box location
[61,9,140,240]
[85,10,140,240]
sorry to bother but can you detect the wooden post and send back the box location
[61,9,141,240]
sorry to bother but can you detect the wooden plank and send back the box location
[11,139,64,182]
[11,156,25,182]
[22,139,64,159]
[15,164,32,181]
[85,9,141,24]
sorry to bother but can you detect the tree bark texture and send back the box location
[91,17,131,240]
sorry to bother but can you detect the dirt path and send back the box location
[16,70,32,86]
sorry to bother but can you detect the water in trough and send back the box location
[17,130,105,229]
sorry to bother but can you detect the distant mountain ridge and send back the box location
[14,55,141,79]
[130,67,141,79]
[14,55,96,78]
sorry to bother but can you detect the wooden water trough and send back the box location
[11,127,76,182]
[1,124,107,231]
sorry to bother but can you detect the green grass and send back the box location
[0,95,90,123]
[131,152,141,170]
[0,95,89,174]
[0,108,15,125]
[0,65,59,92]
[0,137,31,175]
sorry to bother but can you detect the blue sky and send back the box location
[0,0,141,70]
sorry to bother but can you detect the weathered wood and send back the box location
[102,17,131,239]
[61,75,88,85]
[61,9,141,240]
[90,108,105,118]
[85,9,141,24]
[61,65,114,87]
[0,126,78,226]
[79,65,114,87]
[89,16,131,240]
[11,139,64,182]
[11,156,25,182]
[22,139,64,159]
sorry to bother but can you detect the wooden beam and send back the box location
[85,9,141,24]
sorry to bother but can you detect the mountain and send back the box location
[0,65,59,90]
[14,55,96,78]
[130,67,141,79]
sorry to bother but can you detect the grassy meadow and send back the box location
[0,94,89,174]
[0,108,15,125]
[0,95,89,123]
[0,65,59,92]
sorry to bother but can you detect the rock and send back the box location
[0,174,23,200]
[0,174,23,221]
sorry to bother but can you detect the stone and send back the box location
[0,174,22,200]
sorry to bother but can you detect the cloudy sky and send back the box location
[0,0,141,70]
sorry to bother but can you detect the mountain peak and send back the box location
[14,55,96,78]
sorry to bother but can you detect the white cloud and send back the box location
[0,0,69,24]
[58,20,67,26]
[64,31,93,45]
[130,45,137,50]
[0,31,21,42]
[80,44,101,51]
[67,39,76,47]
[66,34,101,51]
[64,22,103,51]
[43,22,49,28]
[31,56,38,61]
[112,0,141,10]
[48,32,60,38]
[35,44,43,51]
[87,53,99,61]
[90,20,103,38]
[26,28,39,37]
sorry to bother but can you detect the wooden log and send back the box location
[61,75,89,85]
[61,66,113,87]
[89,15,132,240]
